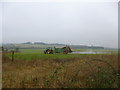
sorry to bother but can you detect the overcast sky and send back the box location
[1,1,118,48]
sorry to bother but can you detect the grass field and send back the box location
[2,49,119,88]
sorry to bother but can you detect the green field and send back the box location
[5,48,118,61]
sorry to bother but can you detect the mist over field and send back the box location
[1,2,118,48]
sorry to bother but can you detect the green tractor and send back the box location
[44,47,53,54]
[44,46,72,54]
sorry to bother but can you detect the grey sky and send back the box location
[0,2,2,46]
[1,2,118,48]
[118,2,120,49]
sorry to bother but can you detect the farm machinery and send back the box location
[44,46,72,54]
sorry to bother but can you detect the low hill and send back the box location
[2,42,105,50]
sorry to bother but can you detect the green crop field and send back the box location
[2,49,119,88]
[4,48,117,60]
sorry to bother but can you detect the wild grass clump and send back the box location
[85,69,116,88]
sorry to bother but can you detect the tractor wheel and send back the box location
[50,50,53,54]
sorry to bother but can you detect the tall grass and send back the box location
[2,52,119,88]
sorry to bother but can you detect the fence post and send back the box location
[2,47,4,60]
[12,51,14,61]
[2,47,4,52]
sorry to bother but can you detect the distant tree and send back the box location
[34,42,46,45]
[25,42,32,44]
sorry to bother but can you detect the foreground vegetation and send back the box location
[2,49,119,88]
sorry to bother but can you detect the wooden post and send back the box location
[2,47,4,60]
[2,47,4,52]
[12,51,14,61]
